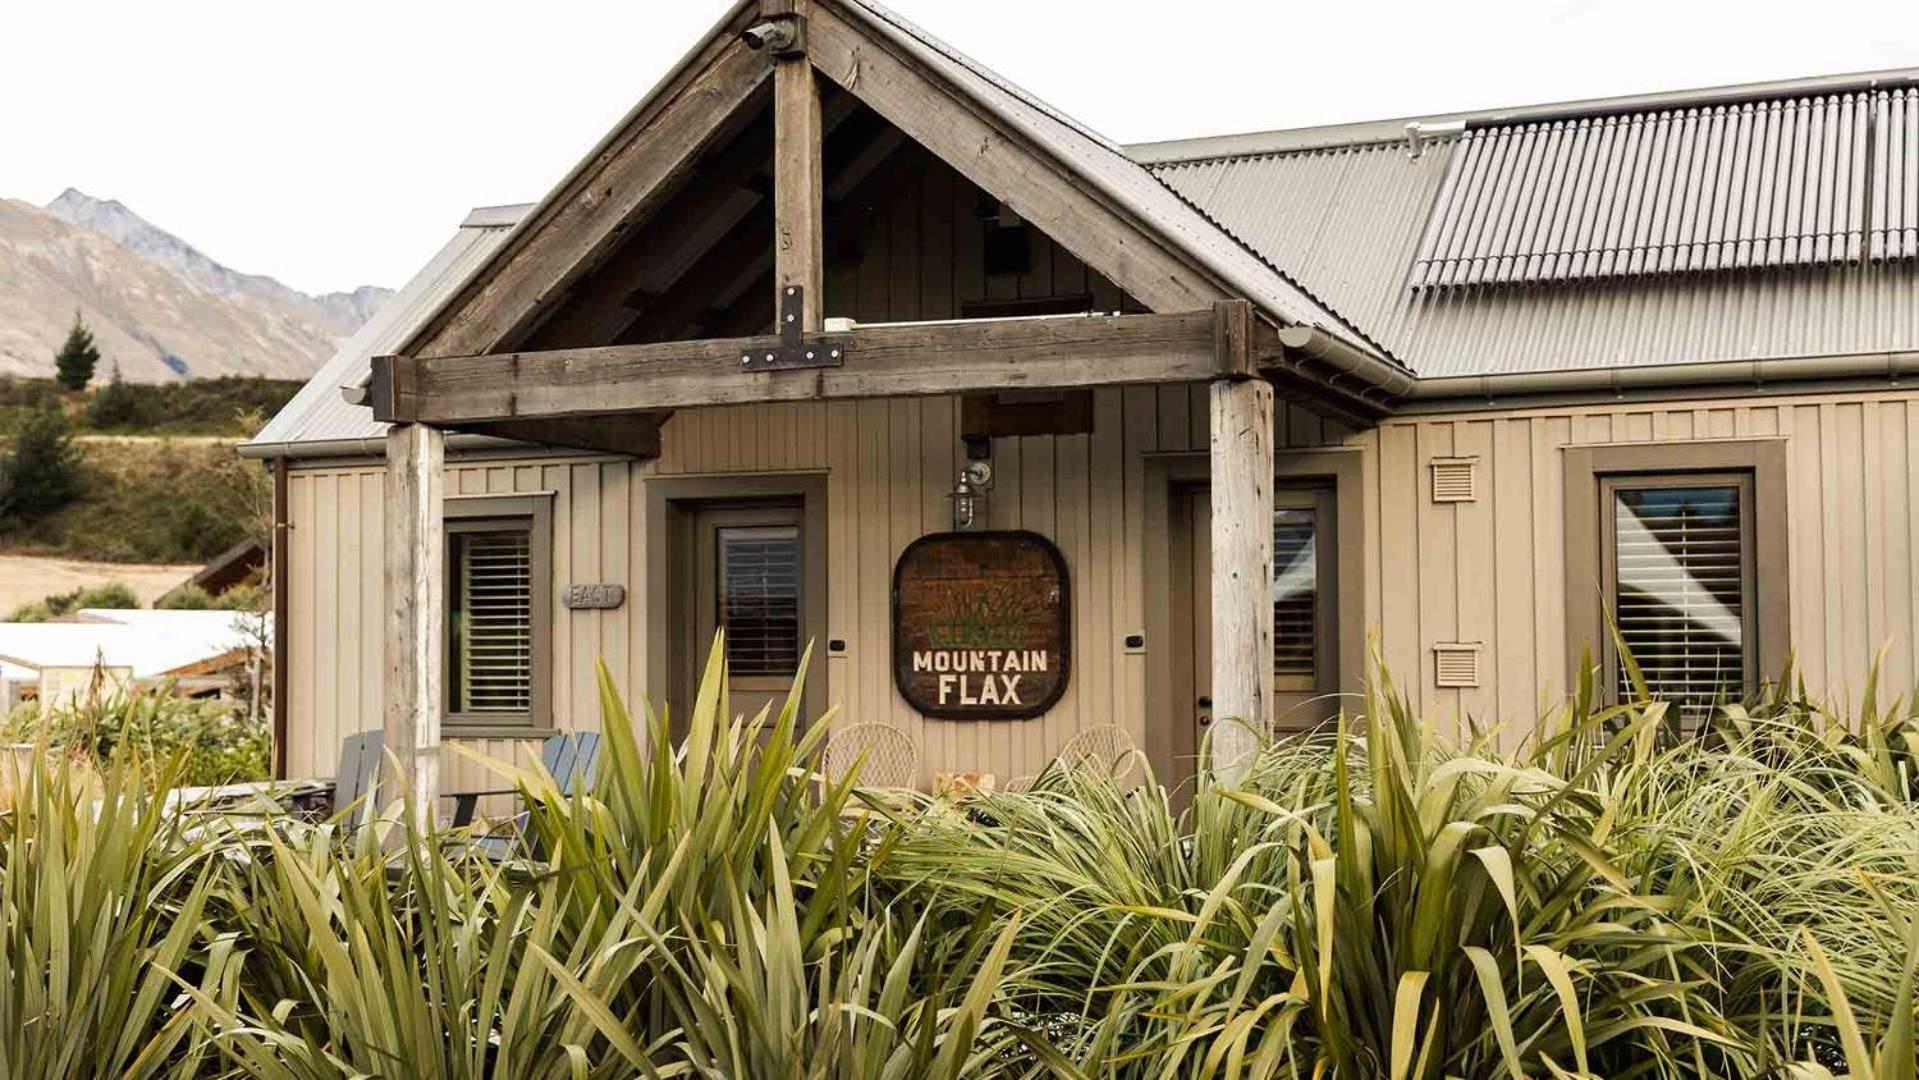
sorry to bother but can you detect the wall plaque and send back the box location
[893,530,1069,720]
[562,583,626,610]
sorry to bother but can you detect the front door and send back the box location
[1180,483,1339,756]
[690,502,808,724]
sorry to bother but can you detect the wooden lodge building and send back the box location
[246,0,1919,796]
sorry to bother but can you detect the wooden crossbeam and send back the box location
[372,310,1229,424]
[453,414,667,459]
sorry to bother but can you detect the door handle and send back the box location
[1197,696,1212,708]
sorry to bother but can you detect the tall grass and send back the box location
[0,639,1913,1077]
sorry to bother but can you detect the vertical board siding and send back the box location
[1374,388,1919,734]
[282,455,637,784]
[282,384,1919,785]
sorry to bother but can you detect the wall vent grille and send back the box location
[1431,458,1478,503]
[1433,642,1482,688]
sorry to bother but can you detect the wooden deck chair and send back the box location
[448,730,602,828]
[330,730,386,829]
[327,730,602,839]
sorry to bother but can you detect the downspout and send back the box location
[270,457,289,780]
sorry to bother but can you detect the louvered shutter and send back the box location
[718,525,802,677]
[451,528,534,714]
[1610,482,1749,724]
[1273,507,1319,682]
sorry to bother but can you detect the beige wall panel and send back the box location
[281,383,1919,787]
[1373,387,1919,736]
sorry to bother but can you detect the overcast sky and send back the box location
[3,0,1912,295]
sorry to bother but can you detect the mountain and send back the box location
[0,190,392,382]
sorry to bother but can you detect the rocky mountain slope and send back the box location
[0,190,391,382]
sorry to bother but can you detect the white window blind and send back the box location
[451,527,534,714]
[718,525,802,677]
[1610,482,1749,724]
[1273,507,1319,681]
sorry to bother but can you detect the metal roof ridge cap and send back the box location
[1128,66,1919,164]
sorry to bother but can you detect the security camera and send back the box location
[741,20,797,52]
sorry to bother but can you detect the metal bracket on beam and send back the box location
[740,286,848,371]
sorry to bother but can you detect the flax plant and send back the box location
[0,744,233,1079]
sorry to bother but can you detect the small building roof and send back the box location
[0,609,265,679]
[246,206,526,453]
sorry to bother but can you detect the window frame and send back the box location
[694,503,807,693]
[1562,439,1789,707]
[1272,484,1338,696]
[443,494,554,737]
[1598,471,1757,717]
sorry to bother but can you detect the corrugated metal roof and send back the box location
[246,207,523,451]
[1150,131,1919,377]
[1410,89,1919,289]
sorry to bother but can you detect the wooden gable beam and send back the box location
[803,2,1223,316]
[768,0,825,331]
[372,310,1231,424]
[407,13,771,359]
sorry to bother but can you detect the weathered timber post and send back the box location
[384,421,444,828]
[767,0,823,330]
[1208,300,1274,780]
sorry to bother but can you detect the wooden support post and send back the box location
[383,422,444,827]
[770,1,823,330]
[1208,300,1273,779]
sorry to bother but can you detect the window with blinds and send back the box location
[1273,507,1319,684]
[449,525,535,716]
[1607,479,1752,725]
[718,525,802,677]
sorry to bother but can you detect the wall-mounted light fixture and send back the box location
[949,461,994,531]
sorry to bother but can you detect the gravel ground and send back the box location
[0,553,196,613]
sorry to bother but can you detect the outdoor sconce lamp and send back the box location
[949,461,993,531]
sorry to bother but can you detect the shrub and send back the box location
[3,680,269,787]
[84,365,145,429]
[4,580,140,622]
[153,581,265,612]
[1,647,1915,1076]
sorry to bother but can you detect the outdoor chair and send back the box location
[326,730,602,843]
[822,722,917,789]
[1056,725,1141,783]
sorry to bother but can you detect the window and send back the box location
[1603,477,1752,725]
[716,524,802,677]
[1272,506,1319,684]
[1562,440,1789,725]
[1271,486,1338,700]
[445,496,552,732]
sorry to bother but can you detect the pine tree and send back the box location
[0,407,84,523]
[53,311,100,391]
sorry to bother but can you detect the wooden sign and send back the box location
[893,530,1069,720]
[562,583,626,610]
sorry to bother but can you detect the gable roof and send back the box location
[249,19,1919,455]
[831,1,1388,358]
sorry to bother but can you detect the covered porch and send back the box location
[361,0,1407,809]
